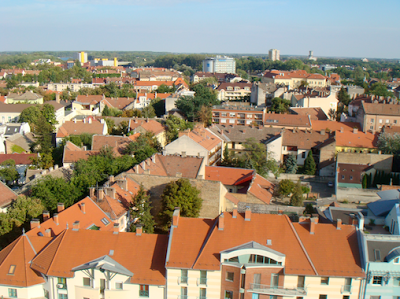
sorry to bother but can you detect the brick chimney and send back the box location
[89,187,95,198]
[43,211,50,222]
[109,175,115,183]
[44,229,51,238]
[245,206,251,221]
[105,187,116,199]
[172,207,180,227]
[218,213,224,230]
[232,205,238,218]
[337,219,342,230]
[30,219,40,230]
[310,217,318,234]
[72,221,80,231]
[98,188,104,201]
[136,223,143,236]
[57,203,65,213]
[353,127,358,134]
[81,203,86,214]
[112,223,119,234]
[53,213,59,225]
[116,178,128,191]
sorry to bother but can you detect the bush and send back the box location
[278,179,295,197]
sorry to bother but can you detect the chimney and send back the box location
[337,219,342,230]
[89,187,95,198]
[109,175,115,183]
[172,207,180,227]
[57,203,65,213]
[81,202,86,214]
[340,127,344,133]
[88,118,92,124]
[136,223,143,236]
[55,93,60,103]
[83,118,86,124]
[232,205,238,218]
[43,211,50,221]
[105,187,116,199]
[181,151,187,157]
[30,219,40,230]
[53,213,59,225]
[310,217,318,234]
[218,213,224,230]
[98,188,104,201]
[353,127,358,134]
[320,129,325,135]
[245,206,251,221]
[44,229,51,238]
[73,118,77,123]
[116,178,128,191]
[72,221,80,231]
[113,223,119,234]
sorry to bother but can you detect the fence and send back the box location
[236,202,305,217]
[275,174,333,183]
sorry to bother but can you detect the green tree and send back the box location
[337,87,351,106]
[284,155,298,174]
[0,159,19,186]
[290,181,304,207]
[362,174,368,189]
[165,115,194,143]
[278,179,295,197]
[303,151,316,175]
[159,178,202,229]
[269,97,291,114]
[123,132,161,162]
[41,104,58,129]
[150,98,165,117]
[378,133,400,155]
[129,185,155,234]
[19,106,41,126]
[7,195,44,227]
[142,105,156,118]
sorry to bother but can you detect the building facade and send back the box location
[268,49,280,61]
[203,56,236,74]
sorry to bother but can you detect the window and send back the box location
[343,297,349,299]
[229,113,236,117]
[115,282,123,290]
[386,119,390,123]
[181,287,187,299]
[372,276,383,285]
[58,277,67,289]
[394,257,400,264]
[350,176,353,180]
[229,119,235,124]
[83,277,91,287]
[58,295,68,299]
[225,291,233,299]
[8,265,16,275]
[321,277,329,285]
[297,276,305,289]
[319,296,327,299]
[374,249,381,261]
[271,274,279,288]
[254,273,261,288]
[393,277,400,286]
[200,270,207,285]
[199,288,206,299]
[139,285,149,297]
[248,254,281,265]
[181,269,188,284]
[8,289,17,298]
[101,217,110,225]
[226,272,234,282]
[302,152,306,159]
[379,119,382,124]
[341,175,345,180]
[395,120,398,124]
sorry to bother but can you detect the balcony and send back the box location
[341,285,352,294]
[139,290,149,297]
[178,276,188,285]
[249,283,307,297]
[197,278,207,286]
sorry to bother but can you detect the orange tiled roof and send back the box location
[264,113,312,128]
[179,127,222,151]
[92,135,131,151]
[0,234,51,287]
[362,102,400,116]
[129,119,165,136]
[75,94,103,104]
[102,97,134,110]
[31,229,168,285]
[137,92,172,100]
[56,118,106,138]
[26,197,114,237]
[336,131,378,148]
[311,120,361,132]
[205,166,254,186]
[290,107,328,121]
[0,153,38,165]
[282,129,331,149]
[247,174,275,204]
[0,181,18,208]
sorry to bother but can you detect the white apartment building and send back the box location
[203,56,236,74]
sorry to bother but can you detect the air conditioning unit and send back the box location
[57,284,64,289]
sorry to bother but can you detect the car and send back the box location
[327,181,334,187]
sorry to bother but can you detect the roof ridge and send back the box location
[0,236,21,269]
[156,155,169,176]
[192,217,219,269]
[285,216,318,275]
[42,230,68,275]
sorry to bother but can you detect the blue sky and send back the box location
[2,0,399,59]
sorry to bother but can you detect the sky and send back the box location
[2,0,400,59]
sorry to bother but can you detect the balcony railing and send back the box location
[249,283,307,296]
[197,278,207,286]
[139,290,149,297]
[178,276,188,285]
[178,296,188,299]
[341,285,352,294]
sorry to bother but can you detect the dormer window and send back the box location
[248,254,281,265]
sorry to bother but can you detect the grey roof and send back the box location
[377,189,400,200]
[0,103,36,113]
[4,124,23,136]
[72,255,133,277]
[7,92,42,101]
[367,199,399,217]
[220,241,285,258]
[323,207,365,224]
[6,132,35,152]
[366,240,400,262]
[208,124,281,143]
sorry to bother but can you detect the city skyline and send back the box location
[2,0,400,59]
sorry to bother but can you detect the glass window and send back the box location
[58,277,67,289]
[8,289,17,298]
[199,288,206,299]
[372,276,383,285]
[8,265,16,275]
[393,277,400,286]
[319,296,327,299]
[297,276,305,289]
[115,282,123,290]
[321,277,329,285]
[226,272,234,282]
[181,269,188,284]
[394,257,400,264]
[379,119,382,124]
[139,285,149,297]
[225,291,233,299]
[58,295,68,299]
[200,270,207,285]
[181,287,187,299]
[83,277,91,287]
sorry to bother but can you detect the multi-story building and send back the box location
[216,82,252,101]
[212,105,266,126]
[203,56,236,74]
[73,51,88,64]
[268,49,280,61]
[290,90,338,118]
[356,101,400,132]
[262,70,328,89]
[166,208,365,299]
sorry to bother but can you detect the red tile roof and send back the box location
[205,166,254,185]
[264,113,312,128]
[56,118,106,138]
[31,229,168,285]
[0,181,18,208]
[129,119,165,136]
[311,120,361,132]
[362,102,400,116]
[92,135,131,151]
[179,127,222,151]
[0,153,37,165]
[336,131,378,148]
[290,107,328,121]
